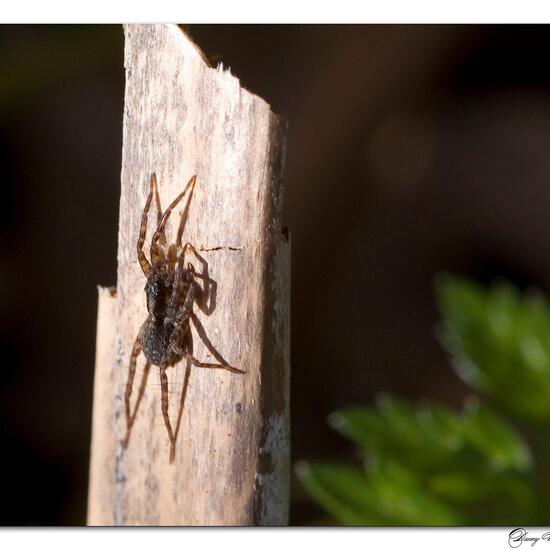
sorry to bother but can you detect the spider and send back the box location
[122,173,243,463]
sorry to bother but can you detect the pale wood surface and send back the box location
[87,286,117,526]
[87,24,289,526]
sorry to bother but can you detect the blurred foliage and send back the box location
[297,274,550,525]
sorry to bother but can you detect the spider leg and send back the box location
[122,362,151,449]
[159,361,177,463]
[151,175,197,267]
[164,283,195,361]
[175,178,198,249]
[159,328,193,465]
[190,312,245,373]
[167,277,243,375]
[169,242,216,315]
[153,175,166,245]
[174,276,199,323]
[124,334,141,429]
[122,330,151,449]
[167,311,244,375]
[137,173,157,276]
[166,242,193,317]
[183,352,244,374]
[172,330,193,458]
[182,244,216,315]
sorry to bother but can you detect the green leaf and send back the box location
[328,406,388,451]
[367,460,464,525]
[462,401,532,472]
[415,402,464,453]
[429,470,490,502]
[435,274,550,423]
[330,398,465,471]
[295,462,390,525]
[296,460,463,526]
[296,462,463,526]
[428,469,537,523]
[298,275,549,526]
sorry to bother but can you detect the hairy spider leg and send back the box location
[137,173,157,276]
[190,312,245,374]
[158,276,197,463]
[159,277,242,462]
[123,362,151,449]
[182,352,244,374]
[168,290,244,375]
[174,273,199,325]
[123,330,152,449]
[124,334,141,427]
[153,175,166,244]
[150,175,197,267]
[166,242,194,318]
[160,348,193,466]
[159,362,177,463]
[172,242,216,315]
[175,178,198,249]
[172,330,193,449]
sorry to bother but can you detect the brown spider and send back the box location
[122,173,243,463]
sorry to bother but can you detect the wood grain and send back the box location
[87,24,289,526]
[87,286,117,526]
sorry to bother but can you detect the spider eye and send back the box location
[147,279,160,296]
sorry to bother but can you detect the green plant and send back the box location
[297,274,550,525]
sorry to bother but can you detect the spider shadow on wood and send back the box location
[122,173,243,464]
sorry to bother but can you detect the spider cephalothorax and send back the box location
[122,173,242,463]
[145,270,174,317]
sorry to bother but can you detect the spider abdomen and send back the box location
[142,315,179,366]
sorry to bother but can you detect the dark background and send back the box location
[1,25,550,525]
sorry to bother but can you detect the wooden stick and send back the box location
[87,286,118,525]
[87,24,289,526]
